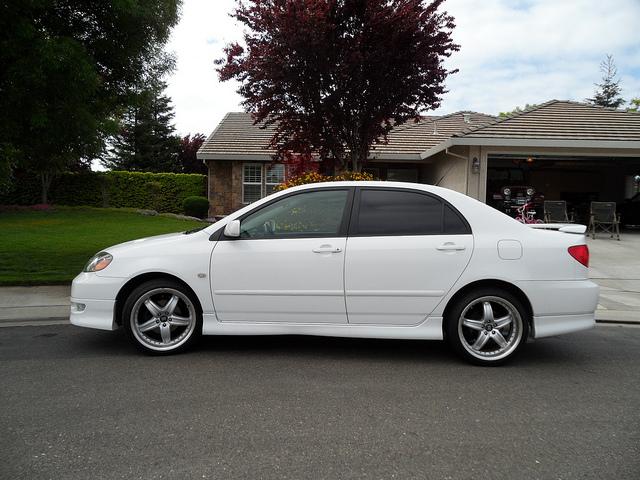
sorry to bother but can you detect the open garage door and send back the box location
[487,154,640,224]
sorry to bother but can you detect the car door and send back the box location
[210,187,353,323]
[344,187,473,325]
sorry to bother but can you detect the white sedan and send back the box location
[71,181,599,365]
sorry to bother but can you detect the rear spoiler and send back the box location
[527,223,587,234]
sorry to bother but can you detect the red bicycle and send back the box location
[515,201,543,224]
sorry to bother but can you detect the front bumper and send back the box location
[70,297,117,330]
[69,273,125,331]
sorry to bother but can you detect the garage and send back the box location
[422,101,640,227]
[487,154,640,224]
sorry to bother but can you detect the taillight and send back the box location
[568,245,589,267]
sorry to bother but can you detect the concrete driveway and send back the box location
[589,229,640,322]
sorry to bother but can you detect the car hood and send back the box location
[102,232,190,255]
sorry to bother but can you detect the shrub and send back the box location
[183,196,210,218]
[276,170,374,191]
[0,170,207,213]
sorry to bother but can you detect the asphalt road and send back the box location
[1,324,639,480]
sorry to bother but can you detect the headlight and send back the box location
[84,252,113,272]
[503,188,511,196]
[526,188,535,196]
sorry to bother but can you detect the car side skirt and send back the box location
[202,314,444,340]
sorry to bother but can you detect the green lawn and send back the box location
[0,207,206,285]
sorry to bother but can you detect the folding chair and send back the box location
[544,201,574,223]
[589,202,620,240]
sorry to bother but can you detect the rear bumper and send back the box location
[515,279,599,338]
[532,313,595,338]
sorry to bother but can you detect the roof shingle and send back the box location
[198,111,496,159]
[456,100,640,142]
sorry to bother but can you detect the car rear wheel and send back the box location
[123,279,201,354]
[445,289,529,366]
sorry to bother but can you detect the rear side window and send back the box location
[444,204,470,234]
[354,189,470,236]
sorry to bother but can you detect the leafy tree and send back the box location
[217,0,459,172]
[587,54,625,109]
[106,78,181,173]
[629,98,640,112]
[0,0,181,202]
[499,104,538,118]
[178,134,207,174]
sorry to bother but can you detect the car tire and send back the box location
[123,279,202,355]
[445,288,529,366]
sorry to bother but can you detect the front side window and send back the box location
[239,189,349,239]
[354,189,470,236]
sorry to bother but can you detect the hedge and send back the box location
[0,171,207,214]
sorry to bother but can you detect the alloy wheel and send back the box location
[457,296,523,362]
[130,287,197,352]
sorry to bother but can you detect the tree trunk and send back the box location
[40,171,52,204]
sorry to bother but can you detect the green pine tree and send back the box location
[107,78,181,172]
[587,54,625,108]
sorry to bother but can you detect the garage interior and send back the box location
[487,154,640,224]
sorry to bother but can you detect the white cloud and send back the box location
[438,0,640,114]
[164,0,640,135]
[164,0,242,136]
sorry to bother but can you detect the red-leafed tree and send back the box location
[217,0,458,172]
[178,133,207,174]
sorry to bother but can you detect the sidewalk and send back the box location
[0,234,638,325]
[0,285,70,326]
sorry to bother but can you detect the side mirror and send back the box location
[224,219,241,238]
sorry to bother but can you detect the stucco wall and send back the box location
[423,148,474,197]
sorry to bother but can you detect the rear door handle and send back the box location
[437,242,466,251]
[313,245,342,254]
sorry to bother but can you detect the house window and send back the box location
[387,167,419,183]
[243,163,286,204]
[266,164,285,196]
[243,164,263,204]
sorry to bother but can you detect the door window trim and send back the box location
[221,187,356,241]
[347,186,471,237]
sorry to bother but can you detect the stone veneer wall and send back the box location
[207,160,244,217]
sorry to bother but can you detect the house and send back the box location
[197,100,640,220]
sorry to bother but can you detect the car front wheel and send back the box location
[123,279,202,354]
[445,289,529,366]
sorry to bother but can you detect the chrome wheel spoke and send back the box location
[491,330,508,348]
[494,315,512,330]
[482,302,495,323]
[170,314,191,326]
[144,299,162,317]
[462,318,484,331]
[458,296,524,361]
[164,295,179,315]
[472,332,490,350]
[139,318,159,332]
[159,323,171,344]
[131,287,197,351]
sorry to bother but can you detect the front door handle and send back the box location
[313,245,342,254]
[437,242,466,251]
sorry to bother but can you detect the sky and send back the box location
[164,0,640,137]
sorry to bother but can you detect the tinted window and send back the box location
[444,204,470,234]
[356,189,443,235]
[239,190,349,238]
